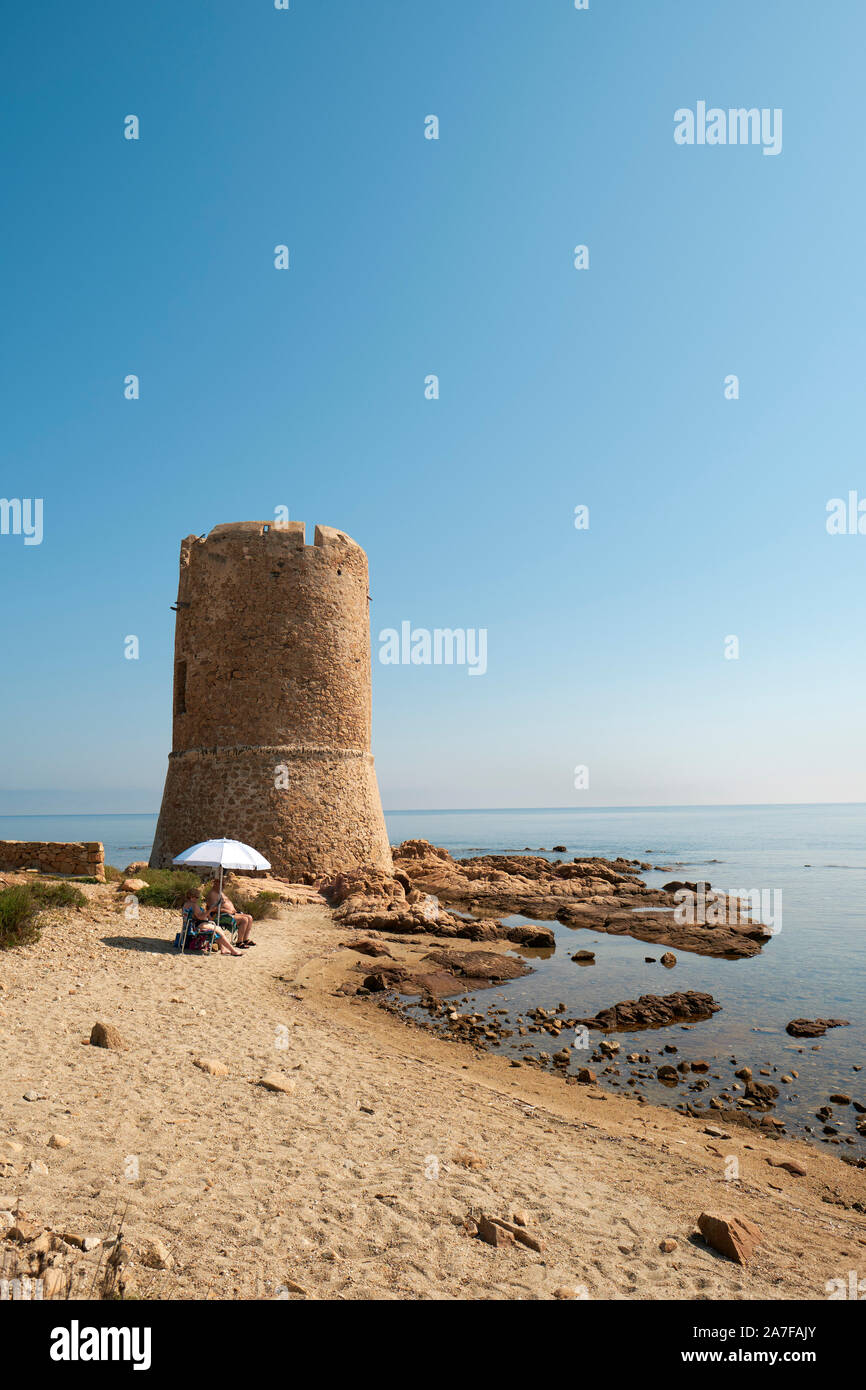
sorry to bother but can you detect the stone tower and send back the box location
[150,521,393,880]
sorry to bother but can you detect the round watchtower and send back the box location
[149,521,393,879]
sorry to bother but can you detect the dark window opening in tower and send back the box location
[175,660,187,715]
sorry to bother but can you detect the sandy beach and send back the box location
[2,880,864,1301]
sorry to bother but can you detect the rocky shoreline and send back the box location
[4,847,859,1156]
[389,841,772,959]
[1,867,864,1302]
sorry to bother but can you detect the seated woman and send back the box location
[181,889,243,957]
[205,878,256,948]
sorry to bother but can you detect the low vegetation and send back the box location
[133,868,202,909]
[0,879,86,949]
[29,880,87,909]
[0,886,41,949]
[234,889,282,921]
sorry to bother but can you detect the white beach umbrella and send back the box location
[172,839,271,872]
[172,839,271,923]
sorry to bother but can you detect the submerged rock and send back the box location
[574,991,721,1032]
[785,1018,850,1038]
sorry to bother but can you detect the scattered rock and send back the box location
[141,1238,172,1270]
[767,1158,807,1177]
[279,1278,309,1296]
[89,1021,128,1050]
[659,1238,678,1253]
[745,1079,779,1106]
[476,1213,515,1248]
[48,1134,70,1149]
[193,1057,229,1078]
[258,1073,297,1095]
[342,938,394,959]
[697,1211,763,1265]
[6,1217,39,1242]
[60,1232,102,1252]
[475,1213,543,1252]
[660,952,677,968]
[453,1148,485,1170]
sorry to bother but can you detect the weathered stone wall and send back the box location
[0,841,105,880]
[150,521,393,879]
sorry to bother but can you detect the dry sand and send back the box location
[1,882,864,1300]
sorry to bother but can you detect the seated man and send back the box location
[205,877,255,947]
[181,889,243,956]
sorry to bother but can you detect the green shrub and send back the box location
[135,868,203,909]
[235,890,282,921]
[103,864,124,882]
[29,881,87,910]
[0,879,89,949]
[0,887,41,949]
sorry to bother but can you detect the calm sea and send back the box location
[2,804,864,1143]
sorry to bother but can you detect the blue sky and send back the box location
[1,0,864,813]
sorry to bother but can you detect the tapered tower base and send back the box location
[149,520,393,881]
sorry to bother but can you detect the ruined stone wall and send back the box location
[0,841,105,879]
[150,521,393,879]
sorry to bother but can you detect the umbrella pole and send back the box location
[217,863,225,954]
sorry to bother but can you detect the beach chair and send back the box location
[175,906,234,955]
[214,911,240,944]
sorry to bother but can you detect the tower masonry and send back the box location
[150,521,393,879]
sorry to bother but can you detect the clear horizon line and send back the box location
[1,799,865,818]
